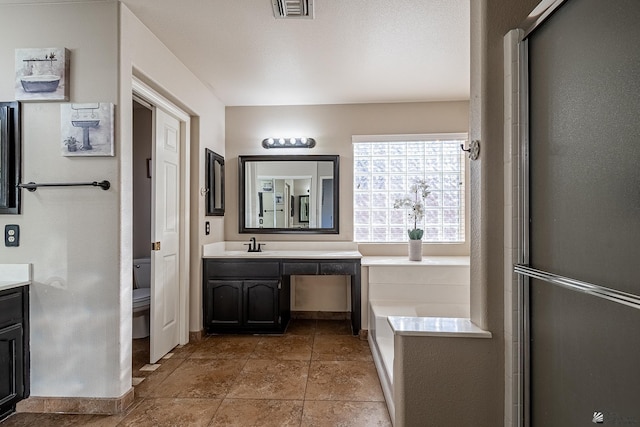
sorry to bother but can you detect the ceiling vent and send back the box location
[272,0,314,19]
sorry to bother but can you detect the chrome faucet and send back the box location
[245,237,265,252]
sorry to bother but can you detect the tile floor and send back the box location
[1,319,391,426]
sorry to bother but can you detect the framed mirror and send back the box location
[205,148,225,216]
[239,155,339,234]
[0,102,21,215]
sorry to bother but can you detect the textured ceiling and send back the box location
[4,0,470,106]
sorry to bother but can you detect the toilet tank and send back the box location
[133,257,151,289]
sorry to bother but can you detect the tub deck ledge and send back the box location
[388,316,492,338]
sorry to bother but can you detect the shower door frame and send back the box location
[512,2,569,425]
[514,1,640,425]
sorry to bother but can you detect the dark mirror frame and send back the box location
[205,148,225,216]
[239,154,340,234]
[0,102,21,215]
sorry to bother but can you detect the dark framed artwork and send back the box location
[0,102,21,214]
[299,195,309,223]
[205,148,225,216]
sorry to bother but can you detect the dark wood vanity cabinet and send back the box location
[203,257,362,335]
[0,285,29,420]
[203,260,290,333]
[204,280,243,328]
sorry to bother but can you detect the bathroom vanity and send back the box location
[203,258,289,334]
[202,242,362,335]
[0,265,31,420]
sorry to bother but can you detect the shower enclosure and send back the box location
[517,0,640,425]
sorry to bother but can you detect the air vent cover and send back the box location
[272,0,314,19]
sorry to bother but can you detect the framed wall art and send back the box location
[15,47,70,101]
[61,103,114,157]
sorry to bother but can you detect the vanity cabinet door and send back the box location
[0,323,23,419]
[244,280,279,328]
[0,286,28,421]
[204,280,243,330]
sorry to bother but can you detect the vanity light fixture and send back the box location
[261,137,316,149]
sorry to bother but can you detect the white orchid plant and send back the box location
[393,178,431,240]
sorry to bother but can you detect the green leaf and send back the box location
[407,228,423,240]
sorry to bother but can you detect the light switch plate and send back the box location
[5,224,19,247]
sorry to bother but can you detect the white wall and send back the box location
[118,3,226,343]
[0,1,121,398]
[0,0,225,400]
[226,102,469,246]
[226,102,469,312]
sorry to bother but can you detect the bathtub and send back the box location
[362,256,472,425]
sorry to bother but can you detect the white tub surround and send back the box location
[0,264,32,291]
[389,316,491,338]
[363,256,477,425]
[202,241,361,259]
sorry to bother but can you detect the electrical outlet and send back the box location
[5,224,19,247]
[205,221,210,235]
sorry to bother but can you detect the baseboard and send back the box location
[16,387,135,415]
[291,311,351,320]
[189,329,204,342]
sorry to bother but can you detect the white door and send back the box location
[150,107,181,363]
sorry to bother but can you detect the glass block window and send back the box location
[353,134,466,243]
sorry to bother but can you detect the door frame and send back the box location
[132,77,190,346]
[506,2,567,425]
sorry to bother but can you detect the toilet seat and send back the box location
[133,288,151,309]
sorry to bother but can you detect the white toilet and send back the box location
[132,257,151,339]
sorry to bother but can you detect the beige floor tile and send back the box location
[227,359,309,400]
[315,320,352,335]
[188,335,260,360]
[210,399,303,426]
[132,358,185,397]
[250,335,313,360]
[118,398,221,427]
[301,401,392,427]
[0,413,103,427]
[312,335,373,361]
[150,359,245,398]
[285,319,316,335]
[4,326,392,426]
[168,342,196,359]
[305,361,384,401]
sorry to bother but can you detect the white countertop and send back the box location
[362,256,469,266]
[203,241,362,259]
[0,264,31,292]
[388,316,492,338]
[0,280,30,292]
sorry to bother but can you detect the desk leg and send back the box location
[350,273,361,335]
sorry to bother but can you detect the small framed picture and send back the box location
[15,47,70,101]
[61,103,115,156]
